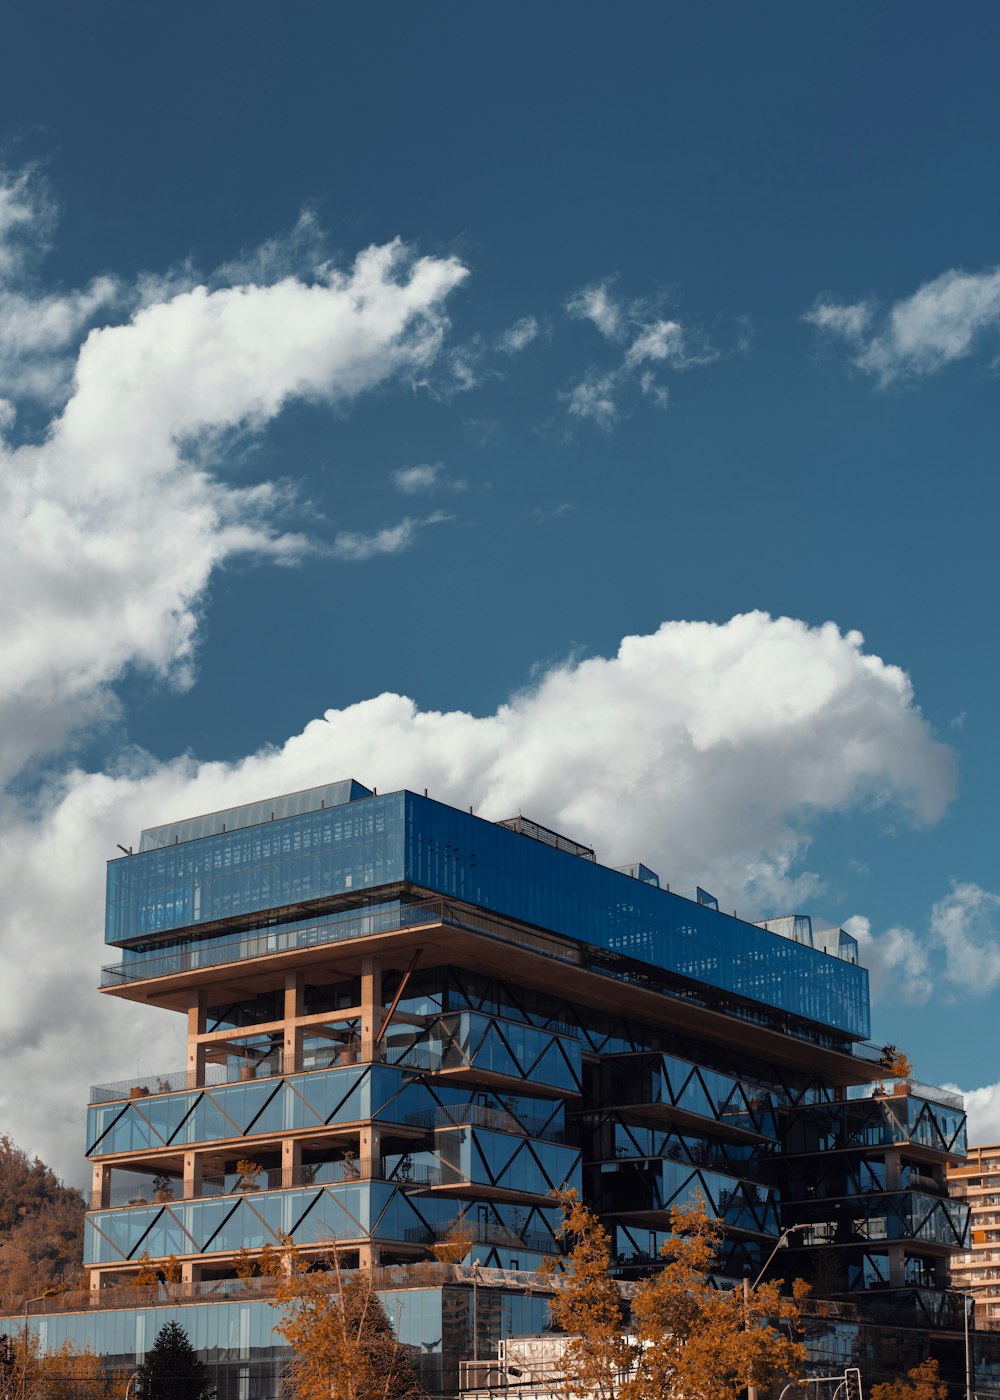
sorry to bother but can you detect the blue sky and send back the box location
[3,3,1000,1176]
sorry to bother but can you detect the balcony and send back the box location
[89,1041,441,1105]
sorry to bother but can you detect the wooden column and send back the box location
[91,1162,111,1210]
[284,971,304,1072]
[282,1137,301,1189]
[183,1149,203,1201]
[361,958,383,1058]
[186,988,207,1088]
[360,1125,381,1180]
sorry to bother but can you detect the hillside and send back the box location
[0,1136,85,1309]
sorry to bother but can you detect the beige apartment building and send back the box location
[949,1143,1000,1325]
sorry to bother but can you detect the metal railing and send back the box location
[100,895,583,990]
[100,899,449,987]
[15,1261,563,1318]
[91,1159,378,1212]
[846,1079,964,1111]
[404,1105,566,1142]
[404,1222,553,1254]
[89,1040,445,1104]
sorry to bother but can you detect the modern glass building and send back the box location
[14,782,974,1396]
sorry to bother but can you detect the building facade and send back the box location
[949,1144,1000,1327]
[17,782,973,1396]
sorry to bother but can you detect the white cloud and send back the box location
[392,463,442,494]
[0,170,469,788]
[803,300,872,341]
[561,368,622,429]
[953,1082,1000,1145]
[931,881,1000,993]
[625,318,685,368]
[843,914,932,1004]
[496,315,540,355]
[563,280,723,427]
[566,280,626,340]
[332,511,451,561]
[805,266,1000,385]
[0,610,957,1177]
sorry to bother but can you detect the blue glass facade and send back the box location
[106,790,869,1038]
[24,780,965,1398]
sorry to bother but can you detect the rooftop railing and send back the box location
[847,1079,964,1112]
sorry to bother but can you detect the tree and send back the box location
[870,1358,948,1400]
[273,1242,425,1400]
[0,1137,85,1310]
[131,1250,159,1288]
[138,1320,214,1400]
[538,1190,636,1400]
[878,1045,913,1081]
[9,1330,124,1400]
[432,1217,475,1265]
[623,1197,807,1400]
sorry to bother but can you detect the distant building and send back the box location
[949,1144,1000,1325]
[9,782,973,1396]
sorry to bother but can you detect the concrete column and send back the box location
[361,958,383,1058]
[357,1242,379,1269]
[186,988,207,1088]
[181,1260,202,1295]
[360,1125,381,1179]
[183,1150,203,1201]
[89,1269,104,1295]
[282,1137,301,1189]
[91,1161,111,1210]
[884,1149,901,1191]
[888,1243,904,1287]
[284,971,303,1072]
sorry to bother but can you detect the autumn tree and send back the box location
[273,1243,424,1400]
[0,1137,86,1309]
[870,1358,948,1400]
[623,1196,808,1400]
[432,1217,476,1265]
[538,1190,636,1400]
[878,1045,913,1081]
[10,1329,124,1400]
[138,1320,214,1400]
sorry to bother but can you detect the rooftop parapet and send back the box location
[138,779,372,851]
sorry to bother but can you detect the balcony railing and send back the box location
[101,895,583,991]
[847,1079,964,1111]
[90,1159,377,1212]
[404,1221,553,1254]
[404,1104,566,1142]
[89,1040,444,1104]
[16,1261,564,1318]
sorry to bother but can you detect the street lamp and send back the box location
[744,1225,810,1400]
[124,1369,144,1400]
[19,1294,49,1400]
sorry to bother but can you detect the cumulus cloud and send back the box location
[496,315,539,355]
[0,170,469,788]
[805,266,1000,385]
[0,610,958,1177]
[954,1082,1000,1145]
[843,914,932,1004]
